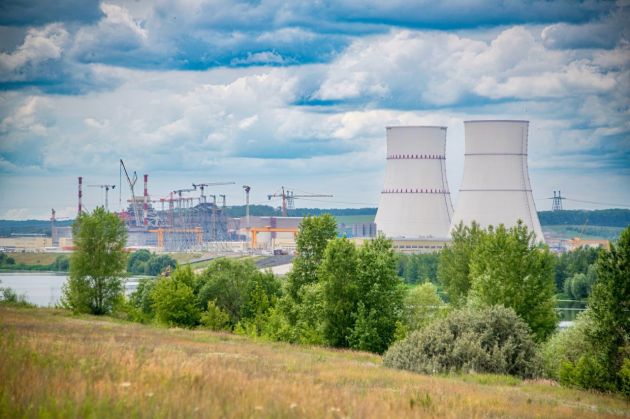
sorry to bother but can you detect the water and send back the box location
[0,272,140,307]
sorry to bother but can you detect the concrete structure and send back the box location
[375,126,453,239]
[450,120,544,242]
[0,236,53,251]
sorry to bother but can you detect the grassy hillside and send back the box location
[1,307,628,418]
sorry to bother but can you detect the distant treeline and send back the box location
[537,209,630,227]
[1,208,628,237]
[0,219,73,237]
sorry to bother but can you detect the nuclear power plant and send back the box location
[450,120,544,241]
[374,126,454,252]
[374,120,545,251]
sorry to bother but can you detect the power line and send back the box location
[564,198,630,209]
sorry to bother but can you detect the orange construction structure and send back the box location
[249,227,298,248]
[148,227,203,250]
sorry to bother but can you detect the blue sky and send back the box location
[0,0,629,219]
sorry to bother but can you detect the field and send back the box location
[4,252,65,266]
[1,306,628,418]
[542,225,625,241]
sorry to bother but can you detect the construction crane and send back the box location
[119,159,143,227]
[192,182,236,203]
[88,184,116,211]
[268,186,333,217]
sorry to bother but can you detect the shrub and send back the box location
[151,267,200,327]
[403,282,443,332]
[200,300,230,331]
[383,306,541,378]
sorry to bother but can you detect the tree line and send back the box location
[57,207,629,397]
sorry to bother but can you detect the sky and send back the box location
[0,0,629,220]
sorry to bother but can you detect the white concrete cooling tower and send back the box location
[375,126,453,238]
[450,120,544,242]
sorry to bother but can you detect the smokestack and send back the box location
[375,126,453,238]
[450,120,544,242]
[143,174,148,226]
[78,176,83,216]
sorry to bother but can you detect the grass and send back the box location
[5,252,65,266]
[1,306,628,418]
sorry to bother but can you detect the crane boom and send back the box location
[268,186,333,216]
[119,159,142,227]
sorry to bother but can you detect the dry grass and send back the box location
[1,306,628,418]
[6,253,64,266]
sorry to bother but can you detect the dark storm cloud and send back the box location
[0,0,103,26]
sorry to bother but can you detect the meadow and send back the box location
[1,306,628,418]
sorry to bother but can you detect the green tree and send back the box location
[286,214,337,301]
[195,258,259,326]
[468,222,557,342]
[403,282,443,332]
[586,225,630,391]
[349,235,405,353]
[555,246,600,292]
[438,222,484,306]
[127,249,151,274]
[319,237,359,347]
[151,266,200,327]
[61,207,127,315]
[146,254,177,276]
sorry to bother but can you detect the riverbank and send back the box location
[1,306,627,418]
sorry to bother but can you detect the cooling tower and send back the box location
[375,126,453,238]
[450,120,544,242]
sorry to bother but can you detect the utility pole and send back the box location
[88,184,116,211]
[243,185,251,229]
[268,186,333,217]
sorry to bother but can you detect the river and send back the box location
[0,272,139,307]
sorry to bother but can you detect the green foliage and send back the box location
[438,222,484,306]
[195,258,259,326]
[383,306,541,378]
[398,253,439,284]
[586,225,630,391]
[563,267,596,301]
[286,214,337,301]
[555,246,600,292]
[51,255,70,272]
[127,249,176,276]
[619,358,630,397]
[237,271,283,336]
[349,235,405,354]
[403,282,443,332]
[0,253,16,265]
[150,267,200,327]
[319,237,359,347]
[61,207,127,315]
[538,208,630,228]
[558,355,613,392]
[0,283,33,307]
[467,222,557,342]
[200,300,231,331]
[128,277,157,322]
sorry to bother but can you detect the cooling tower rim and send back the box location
[464,119,529,124]
[386,125,447,129]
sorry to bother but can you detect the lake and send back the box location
[0,272,139,307]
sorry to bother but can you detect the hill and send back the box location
[1,306,627,418]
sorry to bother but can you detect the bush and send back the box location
[200,300,230,331]
[0,285,33,307]
[383,306,541,378]
[151,267,200,327]
[128,277,158,322]
[403,282,443,332]
[558,355,613,391]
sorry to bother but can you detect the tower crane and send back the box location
[119,159,142,227]
[88,184,116,211]
[268,186,333,216]
[192,182,236,203]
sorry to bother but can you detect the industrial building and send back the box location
[374,126,453,242]
[450,120,544,242]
